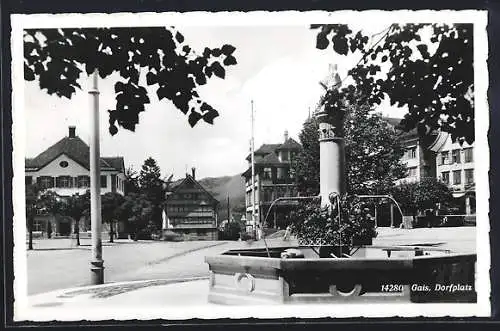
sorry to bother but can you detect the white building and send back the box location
[25,126,126,237]
[433,133,475,215]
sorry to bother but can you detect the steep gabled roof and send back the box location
[167,175,219,204]
[25,135,124,172]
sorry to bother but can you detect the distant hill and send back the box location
[198,174,246,221]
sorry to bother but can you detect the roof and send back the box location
[276,138,301,150]
[25,135,124,172]
[383,117,439,146]
[259,152,282,165]
[255,144,281,155]
[166,175,219,204]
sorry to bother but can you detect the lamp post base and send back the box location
[90,260,105,285]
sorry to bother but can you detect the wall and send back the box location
[26,154,124,196]
[436,138,474,196]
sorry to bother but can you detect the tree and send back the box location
[312,23,474,144]
[101,192,125,243]
[391,177,453,216]
[124,166,140,194]
[23,27,237,134]
[117,192,154,240]
[292,117,320,196]
[59,191,91,246]
[138,157,164,231]
[292,104,406,196]
[25,184,60,250]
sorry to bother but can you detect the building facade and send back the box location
[386,118,475,217]
[242,131,301,232]
[434,133,475,215]
[25,126,126,237]
[385,118,438,185]
[164,169,219,240]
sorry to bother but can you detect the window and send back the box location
[277,167,285,179]
[452,149,461,164]
[263,188,273,202]
[56,176,73,188]
[464,148,473,163]
[25,176,32,185]
[59,160,69,168]
[263,167,272,179]
[406,147,417,159]
[440,151,449,165]
[441,171,450,185]
[408,167,417,177]
[100,175,107,188]
[465,169,474,185]
[281,151,289,161]
[453,170,462,185]
[33,220,44,232]
[39,176,54,188]
[77,176,90,188]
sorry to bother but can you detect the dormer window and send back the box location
[281,151,289,161]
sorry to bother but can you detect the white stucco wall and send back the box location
[26,154,125,196]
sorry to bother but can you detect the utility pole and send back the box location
[227,193,230,223]
[251,100,257,239]
[89,69,104,284]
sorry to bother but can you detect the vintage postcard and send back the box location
[11,10,490,320]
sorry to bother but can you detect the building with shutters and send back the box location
[242,131,302,233]
[25,126,126,237]
[164,168,219,240]
[385,118,476,219]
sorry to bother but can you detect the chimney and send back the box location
[284,130,289,142]
[69,126,76,138]
[191,167,196,180]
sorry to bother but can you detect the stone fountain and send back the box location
[205,71,476,305]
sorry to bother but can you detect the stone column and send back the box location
[316,110,346,207]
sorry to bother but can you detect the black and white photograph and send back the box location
[10,10,490,320]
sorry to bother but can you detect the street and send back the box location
[27,227,476,295]
[27,239,232,295]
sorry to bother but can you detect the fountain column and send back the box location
[316,110,346,207]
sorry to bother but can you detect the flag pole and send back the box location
[251,100,258,239]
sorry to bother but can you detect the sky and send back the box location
[24,25,408,180]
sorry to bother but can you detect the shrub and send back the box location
[289,194,377,249]
[219,221,242,240]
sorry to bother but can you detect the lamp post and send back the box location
[89,69,104,284]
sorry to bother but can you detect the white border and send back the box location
[11,10,490,320]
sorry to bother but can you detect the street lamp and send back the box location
[89,69,104,284]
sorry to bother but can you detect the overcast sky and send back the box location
[24,24,408,180]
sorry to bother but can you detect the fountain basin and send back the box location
[205,246,476,305]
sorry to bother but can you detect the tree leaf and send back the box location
[221,44,236,55]
[175,31,184,43]
[211,62,225,79]
[188,110,202,127]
